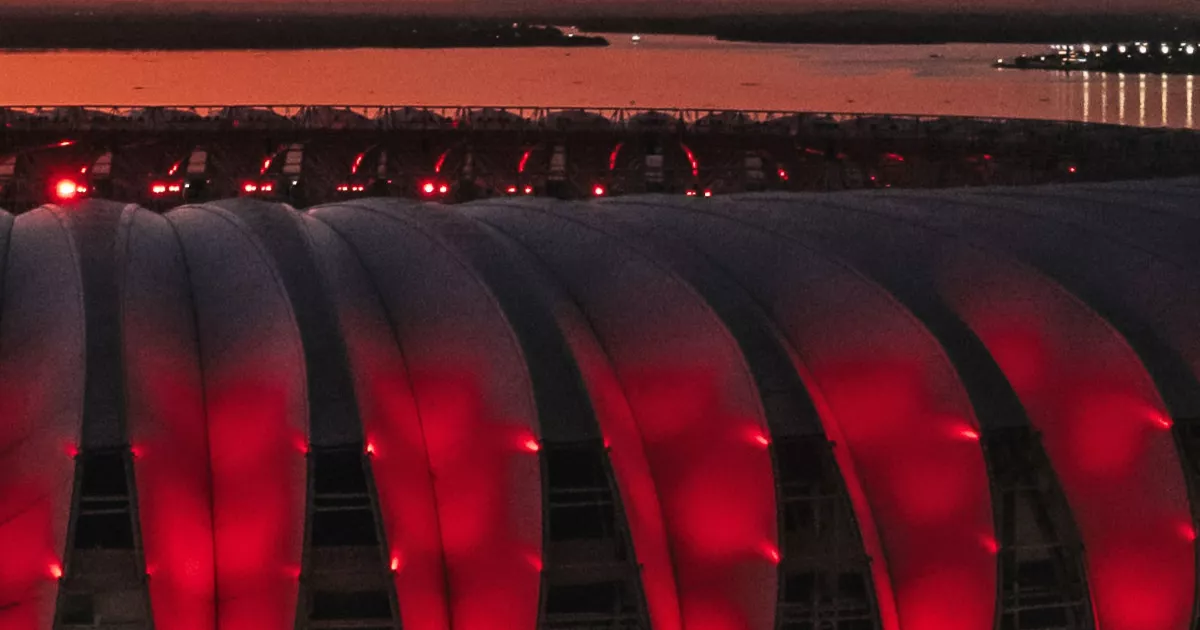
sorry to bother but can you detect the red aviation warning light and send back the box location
[54,179,86,200]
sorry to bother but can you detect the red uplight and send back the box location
[777,168,789,181]
[523,185,534,195]
[168,184,182,193]
[982,536,999,554]
[686,190,698,197]
[366,442,377,456]
[762,543,781,564]
[753,433,770,447]
[49,564,63,580]
[1068,166,1078,174]
[261,182,274,193]
[1155,415,1174,430]
[260,157,272,174]
[1181,523,1197,542]
[54,179,80,200]
[422,182,436,195]
[337,184,349,192]
[959,428,981,441]
[130,446,142,459]
[57,140,73,147]
[703,189,713,198]
[522,438,541,453]
[438,184,449,194]
[518,149,533,174]
[151,183,168,195]
[243,182,258,193]
[506,185,518,194]
[592,184,606,197]
[390,556,401,572]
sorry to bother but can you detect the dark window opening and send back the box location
[545,581,629,615]
[547,447,607,489]
[314,450,369,495]
[311,508,378,546]
[73,451,135,550]
[310,448,378,547]
[74,512,135,549]
[311,590,391,620]
[775,438,828,486]
[79,452,129,497]
[60,594,95,625]
[549,503,615,541]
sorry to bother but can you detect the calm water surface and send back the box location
[1,34,1196,128]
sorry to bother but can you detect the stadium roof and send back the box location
[1,178,1198,630]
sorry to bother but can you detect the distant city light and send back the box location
[1119,45,1128,53]
[1161,44,1171,55]
[1082,44,1091,53]
[1138,45,1148,54]
[1189,46,1196,55]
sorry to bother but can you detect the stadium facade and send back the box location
[0,179,1198,630]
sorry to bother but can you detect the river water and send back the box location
[1,33,1196,128]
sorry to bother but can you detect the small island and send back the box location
[995,42,1200,74]
[0,12,608,50]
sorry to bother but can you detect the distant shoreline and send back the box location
[0,10,1197,49]
[0,16,607,50]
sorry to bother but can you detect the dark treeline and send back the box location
[574,12,1200,44]
[0,14,607,50]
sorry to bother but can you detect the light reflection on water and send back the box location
[0,34,1195,128]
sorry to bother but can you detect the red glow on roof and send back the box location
[608,142,624,170]
[681,143,700,177]
[49,563,63,580]
[434,150,449,174]
[522,438,541,453]
[351,152,365,175]
[518,149,532,174]
[54,179,80,200]
[885,152,906,162]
